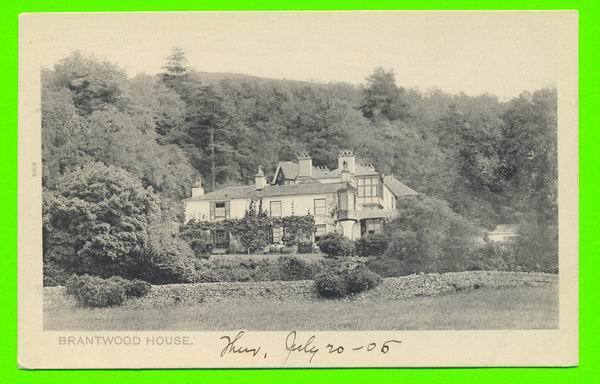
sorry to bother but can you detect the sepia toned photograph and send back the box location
[18,11,578,368]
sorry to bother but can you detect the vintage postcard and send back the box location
[18,11,578,369]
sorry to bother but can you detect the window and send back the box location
[314,224,327,241]
[271,226,284,244]
[210,201,229,220]
[357,177,380,205]
[366,221,383,235]
[270,201,282,217]
[314,198,326,216]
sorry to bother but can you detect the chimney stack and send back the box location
[255,167,267,190]
[191,176,204,197]
[297,152,313,178]
[337,149,356,174]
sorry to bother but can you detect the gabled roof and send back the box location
[383,176,419,197]
[184,182,354,202]
[274,161,299,181]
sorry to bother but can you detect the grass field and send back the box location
[44,285,558,331]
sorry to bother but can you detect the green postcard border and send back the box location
[3,1,596,383]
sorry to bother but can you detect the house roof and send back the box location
[276,161,299,180]
[184,181,353,202]
[383,176,419,197]
[274,159,379,183]
[488,224,520,235]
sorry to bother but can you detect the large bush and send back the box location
[65,274,152,307]
[65,274,127,308]
[317,232,355,258]
[143,222,196,284]
[355,233,388,256]
[344,264,382,294]
[315,263,382,299]
[43,162,161,278]
[383,196,481,274]
[315,272,348,298]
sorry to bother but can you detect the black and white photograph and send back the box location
[18,11,578,368]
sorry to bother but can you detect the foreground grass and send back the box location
[45,285,558,331]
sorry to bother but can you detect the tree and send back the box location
[42,52,196,201]
[359,67,410,121]
[500,88,558,272]
[384,196,481,273]
[179,83,234,190]
[41,85,90,188]
[127,73,186,137]
[43,163,161,278]
[159,47,191,89]
[48,51,129,115]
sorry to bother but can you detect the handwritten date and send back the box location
[218,330,401,363]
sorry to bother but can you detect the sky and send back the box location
[32,12,560,100]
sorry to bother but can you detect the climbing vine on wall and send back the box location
[179,199,315,253]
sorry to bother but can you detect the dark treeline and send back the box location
[42,47,557,241]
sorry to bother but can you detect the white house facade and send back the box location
[183,150,418,247]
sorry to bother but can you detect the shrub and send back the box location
[314,263,382,298]
[42,163,160,278]
[65,274,126,308]
[317,232,355,258]
[315,272,348,298]
[144,223,196,284]
[344,265,382,294]
[384,197,480,273]
[354,233,388,257]
[277,256,322,281]
[123,278,152,298]
[297,240,315,254]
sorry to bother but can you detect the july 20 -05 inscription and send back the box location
[58,331,402,364]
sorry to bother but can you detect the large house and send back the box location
[183,150,418,247]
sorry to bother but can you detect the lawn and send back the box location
[44,285,558,331]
